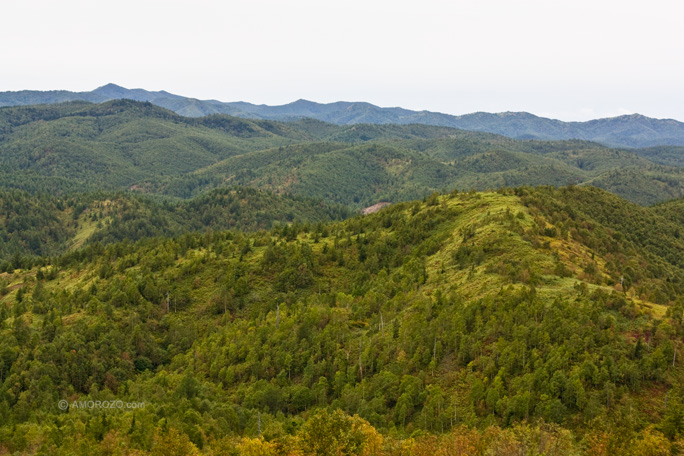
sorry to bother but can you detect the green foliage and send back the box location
[2,100,684,208]
[298,409,367,455]
[0,187,351,260]
[1,187,684,454]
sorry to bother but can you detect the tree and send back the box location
[150,427,199,456]
[631,426,670,456]
[298,409,377,456]
[236,437,277,456]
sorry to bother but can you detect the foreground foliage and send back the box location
[1,187,684,454]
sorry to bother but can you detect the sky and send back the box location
[2,0,684,121]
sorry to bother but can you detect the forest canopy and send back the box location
[1,187,684,454]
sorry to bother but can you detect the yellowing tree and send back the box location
[631,426,670,456]
[298,409,384,456]
[237,437,278,456]
[150,427,200,456]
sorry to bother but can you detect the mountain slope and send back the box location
[0,187,352,262]
[1,187,684,454]
[0,100,308,194]
[2,84,684,147]
[165,138,684,206]
[3,100,684,206]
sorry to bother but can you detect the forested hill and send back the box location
[1,186,684,454]
[2,83,684,147]
[3,100,684,206]
[0,187,352,262]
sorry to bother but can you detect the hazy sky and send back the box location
[2,0,683,121]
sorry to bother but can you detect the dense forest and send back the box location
[2,101,684,206]
[1,186,684,455]
[2,99,684,454]
[0,187,351,262]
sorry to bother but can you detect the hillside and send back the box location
[1,187,684,454]
[152,138,684,206]
[2,84,684,147]
[2,101,684,207]
[0,100,310,195]
[0,187,352,262]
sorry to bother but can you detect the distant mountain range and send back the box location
[3,99,684,206]
[2,83,684,148]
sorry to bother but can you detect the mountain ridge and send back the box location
[2,83,684,147]
[2,99,684,206]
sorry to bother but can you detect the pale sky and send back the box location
[2,0,683,121]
